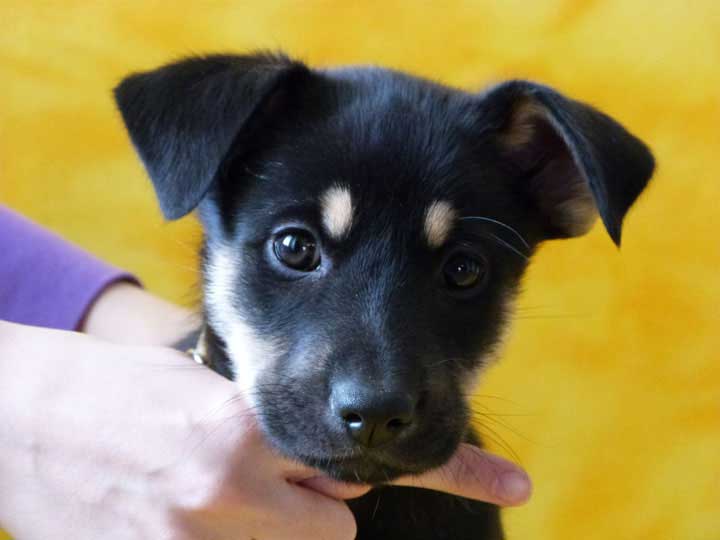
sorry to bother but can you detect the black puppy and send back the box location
[114,52,654,539]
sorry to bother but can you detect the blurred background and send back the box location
[1,1,718,538]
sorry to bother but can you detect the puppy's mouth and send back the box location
[298,453,427,485]
[294,432,462,485]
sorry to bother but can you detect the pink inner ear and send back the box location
[499,99,598,239]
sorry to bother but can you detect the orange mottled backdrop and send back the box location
[1,1,718,539]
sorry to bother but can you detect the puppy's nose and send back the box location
[331,386,416,448]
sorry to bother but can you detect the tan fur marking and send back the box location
[424,200,457,248]
[499,99,548,148]
[205,243,282,402]
[555,190,598,236]
[321,186,354,239]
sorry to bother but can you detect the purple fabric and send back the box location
[0,205,140,331]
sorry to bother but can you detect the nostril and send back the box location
[331,385,418,447]
[342,412,363,427]
[386,417,411,431]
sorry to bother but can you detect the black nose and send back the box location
[331,386,416,448]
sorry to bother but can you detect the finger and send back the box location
[281,483,358,540]
[298,476,372,500]
[279,456,372,500]
[390,443,532,506]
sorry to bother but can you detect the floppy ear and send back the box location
[484,81,655,245]
[114,53,309,220]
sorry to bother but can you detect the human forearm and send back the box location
[79,282,200,346]
[0,205,200,346]
[0,206,141,333]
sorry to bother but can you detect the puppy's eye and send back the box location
[273,229,320,271]
[443,254,487,290]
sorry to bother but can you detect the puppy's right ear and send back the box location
[114,53,308,220]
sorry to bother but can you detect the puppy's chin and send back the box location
[305,456,415,485]
[277,431,465,485]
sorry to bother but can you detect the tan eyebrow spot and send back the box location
[320,186,354,239]
[424,200,457,248]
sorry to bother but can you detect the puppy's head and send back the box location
[115,53,654,483]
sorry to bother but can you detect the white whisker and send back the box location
[486,232,529,261]
[458,216,530,249]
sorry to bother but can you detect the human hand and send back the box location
[0,322,363,540]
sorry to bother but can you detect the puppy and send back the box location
[114,52,654,539]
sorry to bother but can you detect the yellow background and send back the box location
[1,1,718,538]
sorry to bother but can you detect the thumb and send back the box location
[390,444,532,506]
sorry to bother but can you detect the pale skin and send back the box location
[0,282,531,539]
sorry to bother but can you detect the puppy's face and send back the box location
[201,106,530,481]
[115,54,654,483]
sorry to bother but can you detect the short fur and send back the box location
[424,200,457,248]
[115,52,654,539]
[321,185,355,239]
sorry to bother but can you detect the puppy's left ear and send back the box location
[114,53,309,220]
[484,81,655,245]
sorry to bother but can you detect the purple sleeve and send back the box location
[0,205,141,331]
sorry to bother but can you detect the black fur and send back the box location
[116,52,654,539]
[115,53,308,220]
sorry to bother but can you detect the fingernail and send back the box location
[498,471,532,505]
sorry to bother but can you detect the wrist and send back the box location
[80,282,201,346]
